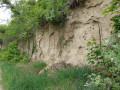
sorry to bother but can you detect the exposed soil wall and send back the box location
[19,0,112,65]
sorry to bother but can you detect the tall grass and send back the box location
[32,61,47,70]
[0,63,93,90]
[54,66,92,90]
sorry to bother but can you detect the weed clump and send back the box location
[33,61,47,70]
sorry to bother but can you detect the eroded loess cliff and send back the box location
[19,0,112,65]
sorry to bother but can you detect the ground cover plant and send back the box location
[0,62,92,90]
[16,61,47,74]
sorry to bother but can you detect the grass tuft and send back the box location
[32,61,47,70]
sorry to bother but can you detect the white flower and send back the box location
[111,58,114,62]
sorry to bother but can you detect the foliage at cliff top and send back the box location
[0,0,69,41]
[0,0,86,43]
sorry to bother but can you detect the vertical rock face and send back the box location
[20,0,112,65]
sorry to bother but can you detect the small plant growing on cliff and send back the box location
[103,0,120,33]
[86,38,105,65]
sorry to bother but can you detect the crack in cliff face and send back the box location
[85,0,104,8]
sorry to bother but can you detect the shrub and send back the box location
[85,1,120,89]
[86,36,120,89]
[0,41,29,63]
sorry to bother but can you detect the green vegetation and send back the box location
[0,41,29,63]
[0,62,92,90]
[85,0,120,89]
[33,61,47,70]
[86,37,120,89]
[0,0,69,42]
[16,61,47,74]
[0,25,6,33]
[1,0,120,90]
[0,1,91,89]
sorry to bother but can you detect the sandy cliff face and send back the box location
[19,0,112,65]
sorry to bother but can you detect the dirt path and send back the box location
[0,70,3,90]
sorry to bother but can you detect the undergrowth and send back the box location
[0,62,92,90]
